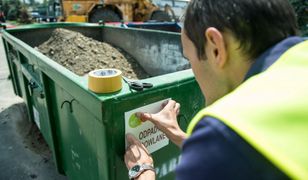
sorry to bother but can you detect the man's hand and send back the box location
[124,134,155,180]
[136,99,187,147]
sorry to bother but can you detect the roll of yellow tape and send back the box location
[88,68,122,93]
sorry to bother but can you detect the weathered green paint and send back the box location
[2,23,204,180]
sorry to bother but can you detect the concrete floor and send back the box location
[0,33,67,180]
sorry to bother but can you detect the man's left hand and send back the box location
[125,134,155,180]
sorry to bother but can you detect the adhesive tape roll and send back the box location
[88,68,122,93]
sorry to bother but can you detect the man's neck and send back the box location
[223,32,254,92]
[228,59,253,91]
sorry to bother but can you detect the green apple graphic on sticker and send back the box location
[129,113,142,128]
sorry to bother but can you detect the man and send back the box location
[124,0,308,179]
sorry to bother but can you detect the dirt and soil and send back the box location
[37,28,149,79]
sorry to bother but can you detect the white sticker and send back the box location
[125,99,170,154]
[32,106,40,129]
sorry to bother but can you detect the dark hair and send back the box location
[184,0,299,60]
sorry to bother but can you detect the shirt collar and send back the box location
[244,36,304,80]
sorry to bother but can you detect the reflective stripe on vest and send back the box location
[187,40,308,179]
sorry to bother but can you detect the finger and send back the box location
[136,112,152,122]
[176,108,180,115]
[175,103,180,115]
[126,134,150,154]
[124,149,137,168]
[175,103,180,110]
[137,112,161,126]
[138,142,150,156]
[125,147,136,162]
[126,134,143,147]
[131,144,151,164]
[130,144,141,159]
[164,99,176,110]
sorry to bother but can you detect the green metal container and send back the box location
[1,23,204,180]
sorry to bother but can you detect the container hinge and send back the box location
[28,79,45,99]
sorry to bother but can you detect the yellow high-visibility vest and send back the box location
[187,40,308,179]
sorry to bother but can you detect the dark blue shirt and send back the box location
[176,37,304,179]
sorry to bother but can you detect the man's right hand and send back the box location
[136,100,187,147]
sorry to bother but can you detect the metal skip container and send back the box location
[1,23,204,180]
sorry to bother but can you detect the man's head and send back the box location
[182,0,298,105]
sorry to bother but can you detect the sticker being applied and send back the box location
[125,99,170,154]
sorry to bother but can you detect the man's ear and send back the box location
[204,27,227,68]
